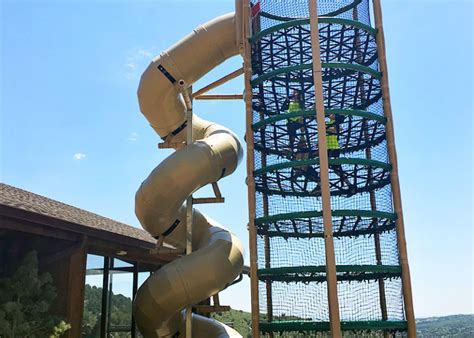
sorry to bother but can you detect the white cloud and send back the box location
[122,47,156,81]
[73,153,86,160]
[137,49,153,57]
[127,132,139,141]
[125,62,136,70]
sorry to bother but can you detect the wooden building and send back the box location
[0,183,181,337]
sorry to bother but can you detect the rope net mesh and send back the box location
[249,0,405,334]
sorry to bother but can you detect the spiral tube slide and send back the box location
[133,11,244,338]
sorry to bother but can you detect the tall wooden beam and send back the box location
[131,262,139,338]
[372,1,416,336]
[65,240,87,338]
[308,1,342,336]
[100,256,111,338]
[178,80,194,338]
[260,111,273,338]
[242,0,260,336]
[352,6,389,332]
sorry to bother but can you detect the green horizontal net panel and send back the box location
[249,0,405,335]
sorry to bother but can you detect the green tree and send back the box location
[82,284,133,338]
[82,285,102,337]
[0,251,70,338]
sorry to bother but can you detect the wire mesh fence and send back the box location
[249,0,405,335]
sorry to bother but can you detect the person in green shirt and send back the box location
[281,90,305,151]
[325,113,355,194]
[326,113,340,157]
[299,113,355,195]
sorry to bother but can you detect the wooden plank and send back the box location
[194,94,243,100]
[211,182,223,199]
[100,257,111,338]
[131,262,139,338]
[192,305,231,313]
[158,141,185,149]
[41,236,87,268]
[192,68,243,98]
[65,239,88,338]
[87,238,180,266]
[192,197,225,204]
[178,80,194,338]
[372,1,416,336]
[241,0,261,336]
[192,182,225,204]
[0,205,157,250]
[0,215,79,242]
[308,1,342,336]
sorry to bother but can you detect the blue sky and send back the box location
[1,0,472,319]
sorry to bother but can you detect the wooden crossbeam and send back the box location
[158,141,185,149]
[192,182,225,204]
[194,94,243,100]
[192,68,243,98]
[192,305,231,313]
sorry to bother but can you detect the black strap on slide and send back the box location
[157,65,188,141]
[157,64,176,84]
[161,120,187,141]
[161,219,181,237]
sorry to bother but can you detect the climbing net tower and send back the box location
[243,0,415,336]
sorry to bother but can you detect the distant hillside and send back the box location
[214,310,474,337]
[416,314,474,337]
[212,309,252,337]
[83,287,473,337]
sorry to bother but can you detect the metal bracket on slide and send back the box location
[192,182,225,204]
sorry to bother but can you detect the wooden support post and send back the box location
[372,1,416,336]
[259,111,273,337]
[131,262,139,338]
[192,68,243,98]
[179,80,194,338]
[150,236,165,255]
[211,182,223,199]
[242,0,260,336]
[309,1,342,336]
[212,293,220,307]
[106,258,114,335]
[100,256,111,338]
[352,6,389,332]
[65,238,87,338]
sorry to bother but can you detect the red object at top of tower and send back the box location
[251,0,261,17]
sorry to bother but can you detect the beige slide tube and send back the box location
[133,11,244,338]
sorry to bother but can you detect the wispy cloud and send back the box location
[73,153,86,160]
[137,49,152,57]
[127,132,139,141]
[122,47,157,81]
[125,62,136,70]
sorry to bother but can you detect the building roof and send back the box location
[0,183,156,246]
